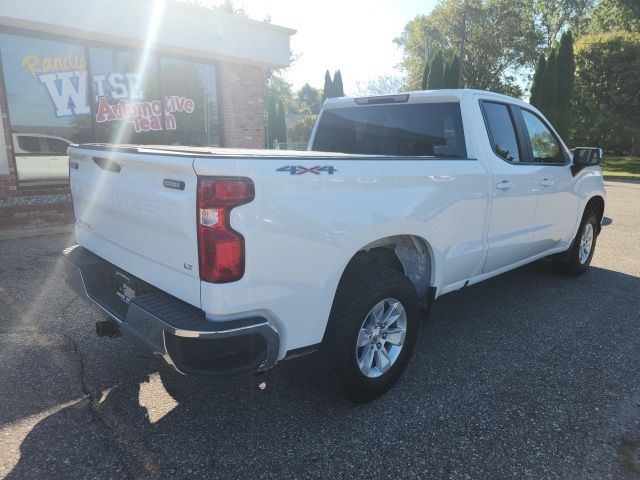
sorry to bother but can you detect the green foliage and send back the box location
[426,51,445,89]
[394,0,593,94]
[276,100,287,145]
[582,0,640,34]
[573,32,640,154]
[555,31,575,139]
[297,83,322,114]
[529,31,575,140]
[538,45,558,123]
[288,116,318,145]
[444,55,460,88]
[530,53,546,108]
[394,0,540,93]
[421,60,430,90]
[534,0,593,47]
[266,97,278,149]
[322,70,333,102]
[333,70,344,97]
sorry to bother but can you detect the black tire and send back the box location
[554,209,599,275]
[324,265,420,403]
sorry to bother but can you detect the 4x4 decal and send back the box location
[277,165,338,175]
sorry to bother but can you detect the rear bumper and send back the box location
[63,245,279,376]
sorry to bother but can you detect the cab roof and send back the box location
[322,89,530,110]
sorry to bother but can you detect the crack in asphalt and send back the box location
[61,331,160,478]
[62,333,93,403]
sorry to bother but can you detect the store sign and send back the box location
[21,52,196,131]
[95,95,195,133]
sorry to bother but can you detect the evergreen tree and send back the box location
[530,53,546,109]
[276,100,287,146]
[421,59,430,90]
[426,51,445,89]
[540,45,559,123]
[266,97,278,149]
[555,31,575,140]
[322,70,333,102]
[445,55,460,88]
[333,70,344,97]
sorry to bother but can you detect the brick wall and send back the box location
[217,61,266,149]
[0,58,267,231]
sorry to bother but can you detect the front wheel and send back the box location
[324,266,420,403]
[555,210,599,275]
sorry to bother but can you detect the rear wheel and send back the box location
[554,210,599,275]
[324,265,420,403]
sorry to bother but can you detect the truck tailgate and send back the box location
[69,146,201,307]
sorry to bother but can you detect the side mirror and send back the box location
[571,147,603,175]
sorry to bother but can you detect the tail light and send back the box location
[197,177,255,283]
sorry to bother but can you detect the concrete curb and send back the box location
[0,223,74,241]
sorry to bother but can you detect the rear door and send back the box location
[69,146,201,306]
[480,101,540,273]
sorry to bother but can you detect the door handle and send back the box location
[540,178,554,187]
[496,180,514,190]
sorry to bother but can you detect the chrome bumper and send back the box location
[63,245,280,376]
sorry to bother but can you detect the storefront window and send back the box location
[89,47,165,145]
[160,58,220,146]
[0,33,91,185]
[0,32,221,186]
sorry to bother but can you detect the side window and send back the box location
[521,110,564,164]
[45,138,70,154]
[17,136,41,153]
[482,102,520,163]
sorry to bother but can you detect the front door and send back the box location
[519,109,580,253]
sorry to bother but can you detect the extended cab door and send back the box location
[517,108,580,253]
[44,137,72,182]
[480,100,540,273]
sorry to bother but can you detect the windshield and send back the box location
[311,102,467,158]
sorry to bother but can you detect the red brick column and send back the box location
[217,62,266,149]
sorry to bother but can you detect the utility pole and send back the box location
[459,6,467,88]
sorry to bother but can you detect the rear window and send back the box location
[311,102,466,158]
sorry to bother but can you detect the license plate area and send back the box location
[114,270,136,304]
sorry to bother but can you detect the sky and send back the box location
[226,0,438,94]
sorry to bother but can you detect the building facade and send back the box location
[0,0,294,229]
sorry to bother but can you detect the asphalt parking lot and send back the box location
[1,180,639,479]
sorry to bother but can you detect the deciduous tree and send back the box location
[572,32,640,154]
[394,0,540,93]
[297,83,322,114]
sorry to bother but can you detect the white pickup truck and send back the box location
[64,89,605,402]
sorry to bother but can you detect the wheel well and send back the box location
[340,235,433,307]
[585,196,605,232]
